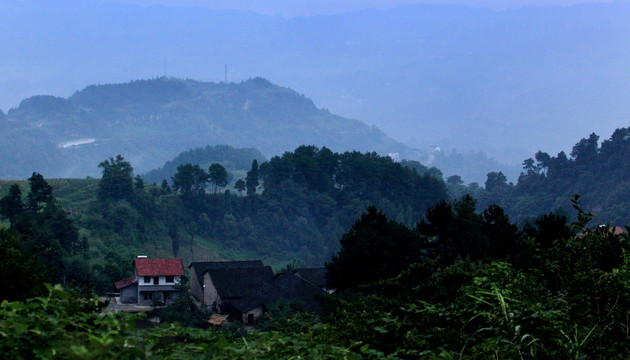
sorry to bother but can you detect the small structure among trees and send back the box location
[115,257,185,306]
[189,260,328,324]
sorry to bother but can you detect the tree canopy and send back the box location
[98,155,134,201]
[476,126,630,225]
[208,163,229,193]
[326,206,424,290]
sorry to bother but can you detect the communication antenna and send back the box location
[224,64,228,83]
[163,59,167,78]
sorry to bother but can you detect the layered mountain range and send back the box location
[1,1,629,165]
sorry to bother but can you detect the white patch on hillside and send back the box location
[57,138,96,149]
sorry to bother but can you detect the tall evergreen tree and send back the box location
[26,172,53,213]
[246,159,259,196]
[0,184,24,223]
[234,179,246,195]
[326,206,424,290]
[0,229,49,301]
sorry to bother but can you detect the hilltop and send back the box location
[0,77,408,179]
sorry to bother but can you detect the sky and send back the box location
[110,0,622,16]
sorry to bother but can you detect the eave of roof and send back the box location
[114,276,137,290]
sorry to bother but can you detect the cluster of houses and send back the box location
[114,256,329,324]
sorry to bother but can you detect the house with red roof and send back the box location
[115,256,185,306]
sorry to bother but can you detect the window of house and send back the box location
[165,276,174,283]
[144,276,150,283]
[143,292,151,300]
[153,276,159,285]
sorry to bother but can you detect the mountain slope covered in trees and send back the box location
[0,146,447,293]
[3,171,629,358]
[0,77,408,179]
[142,145,266,185]
[472,126,630,225]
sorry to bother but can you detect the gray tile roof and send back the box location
[205,266,275,312]
[188,260,264,290]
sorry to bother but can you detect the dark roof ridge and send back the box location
[188,260,264,269]
[294,267,327,288]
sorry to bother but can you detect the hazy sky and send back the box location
[3,0,629,170]
[110,0,622,16]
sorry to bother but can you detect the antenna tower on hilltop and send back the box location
[224,64,228,83]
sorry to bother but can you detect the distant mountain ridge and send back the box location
[1,1,629,165]
[0,77,408,179]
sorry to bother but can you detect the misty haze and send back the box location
[2,1,630,358]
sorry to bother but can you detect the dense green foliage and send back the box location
[98,155,134,201]
[163,146,447,266]
[326,206,424,290]
[1,146,447,294]
[4,128,630,359]
[2,198,628,358]
[326,195,521,291]
[475,127,630,225]
[322,201,630,358]
[0,173,85,300]
[0,285,388,359]
[0,229,48,300]
[1,144,629,358]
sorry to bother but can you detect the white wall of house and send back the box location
[134,275,181,306]
[137,275,181,286]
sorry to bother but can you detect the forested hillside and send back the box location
[473,127,630,225]
[0,77,407,179]
[3,176,629,358]
[142,145,266,185]
[3,142,630,358]
[0,146,447,294]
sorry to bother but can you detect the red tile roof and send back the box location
[611,226,627,235]
[135,258,185,276]
[114,276,137,290]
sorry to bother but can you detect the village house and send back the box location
[189,260,274,324]
[189,260,264,304]
[272,268,328,314]
[115,256,185,306]
[189,260,328,324]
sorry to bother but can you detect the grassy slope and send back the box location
[0,178,287,277]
